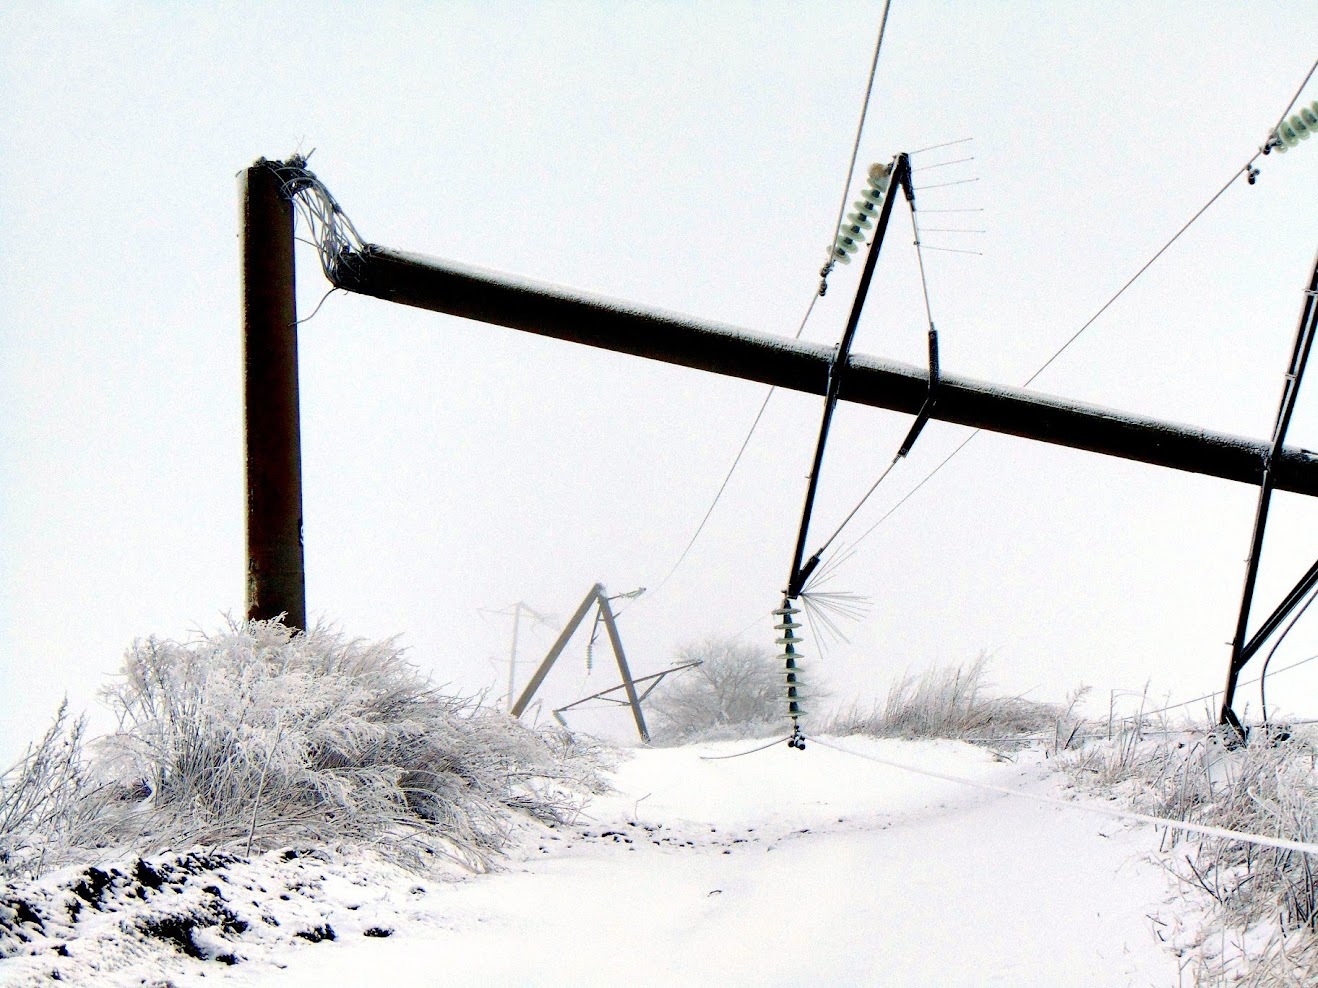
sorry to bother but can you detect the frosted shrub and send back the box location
[0,702,108,880]
[1064,726,1318,984]
[830,654,1063,743]
[92,618,610,870]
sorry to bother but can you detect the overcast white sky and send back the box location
[3,2,1316,758]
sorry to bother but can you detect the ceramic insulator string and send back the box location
[774,600,808,750]
[831,162,894,266]
[1271,100,1318,152]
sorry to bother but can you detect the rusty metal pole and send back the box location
[241,160,306,630]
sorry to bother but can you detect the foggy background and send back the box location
[3,1,1316,757]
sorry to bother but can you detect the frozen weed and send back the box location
[1063,723,1318,984]
[827,654,1063,746]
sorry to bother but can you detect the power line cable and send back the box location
[819,58,1318,570]
[647,0,895,597]
[809,736,1318,857]
[1117,649,1318,723]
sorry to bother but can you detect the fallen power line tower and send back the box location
[239,155,1317,735]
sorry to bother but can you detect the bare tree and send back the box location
[648,639,788,742]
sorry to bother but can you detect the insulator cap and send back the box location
[868,161,893,184]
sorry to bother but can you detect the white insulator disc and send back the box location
[1281,122,1300,146]
[847,211,874,229]
[1293,114,1312,140]
[853,199,878,214]
[832,249,853,263]
[860,187,884,203]
[835,236,860,254]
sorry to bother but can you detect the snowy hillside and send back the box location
[2,737,1186,987]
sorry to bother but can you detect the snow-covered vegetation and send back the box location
[1063,724,1318,985]
[5,637,1318,985]
[826,653,1076,745]
[1,619,609,883]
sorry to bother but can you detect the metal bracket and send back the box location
[897,325,940,458]
[786,153,913,599]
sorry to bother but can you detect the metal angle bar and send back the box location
[788,153,912,598]
[510,584,600,718]
[1220,249,1318,727]
[329,244,1318,497]
[896,325,940,458]
[596,591,649,743]
[1240,555,1318,665]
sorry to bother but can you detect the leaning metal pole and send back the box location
[329,245,1318,496]
[241,160,306,630]
[1219,250,1318,732]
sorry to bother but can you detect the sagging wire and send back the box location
[813,57,1318,574]
[296,286,341,325]
[1260,583,1318,722]
[1115,650,1318,725]
[644,2,894,601]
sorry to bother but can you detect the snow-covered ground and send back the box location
[1,737,1186,987]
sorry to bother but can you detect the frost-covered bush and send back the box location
[0,702,109,881]
[95,619,610,869]
[648,639,790,744]
[2,620,610,880]
[1063,725,1318,984]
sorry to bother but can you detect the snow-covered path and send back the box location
[233,739,1182,987]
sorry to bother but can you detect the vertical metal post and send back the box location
[1220,250,1318,731]
[506,603,523,712]
[241,160,306,630]
[597,592,650,743]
